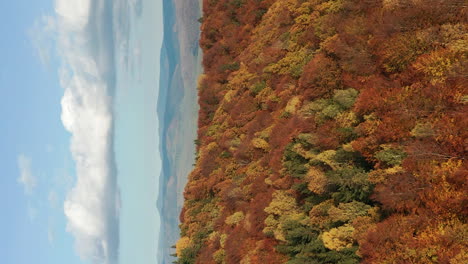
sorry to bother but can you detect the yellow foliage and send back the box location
[296,2,312,15]
[327,201,372,223]
[200,198,221,220]
[322,224,355,251]
[360,117,381,135]
[454,92,468,104]
[336,111,358,127]
[367,207,381,222]
[434,159,462,174]
[440,23,468,53]
[229,137,241,149]
[315,0,344,14]
[411,122,434,138]
[176,236,191,256]
[264,212,309,242]
[225,211,245,226]
[285,96,302,114]
[295,14,311,26]
[206,123,226,137]
[297,133,318,146]
[197,74,206,90]
[398,218,468,264]
[198,142,219,162]
[292,143,316,159]
[320,34,340,53]
[220,233,227,248]
[209,231,219,241]
[264,47,312,77]
[300,98,343,119]
[255,86,273,102]
[333,88,359,109]
[263,214,280,239]
[252,137,270,151]
[305,167,328,194]
[315,150,339,170]
[413,49,462,84]
[213,107,227,123]
[213,249,226,264]
[246,161,269,180]
[186,219,202,236]
[275,0,299,13]
[206,141,219,151]
[265,191,299,215]
[228,63,256,90]
[263,191,304,241]
[424,159,465,208]
[368,166,405,184]
[342,142,354,152]
[255,125,274,140]
[241,0,293,62]
[223,89,237,103]
[450,250,468,264]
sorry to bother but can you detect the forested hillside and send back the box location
[176,0,467,263]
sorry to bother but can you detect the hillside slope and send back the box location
[176,0,467,263]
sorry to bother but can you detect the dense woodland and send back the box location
[175,0,467,263]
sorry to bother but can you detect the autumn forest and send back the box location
[175,0,467,263]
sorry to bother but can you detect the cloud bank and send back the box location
[48,0,120,263]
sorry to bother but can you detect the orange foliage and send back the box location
[178,0,468,263]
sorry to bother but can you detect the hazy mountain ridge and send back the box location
[157,0,201,263]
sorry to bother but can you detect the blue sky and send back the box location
[0,0,163,263]
[1,0,83,263]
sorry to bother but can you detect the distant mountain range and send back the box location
[156,0,201,263]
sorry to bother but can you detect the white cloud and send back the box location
[58,34,116,264]
[29,15,56,67]
[47,0,120,263]
[17,154,37,195]
[55,0,91,30]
